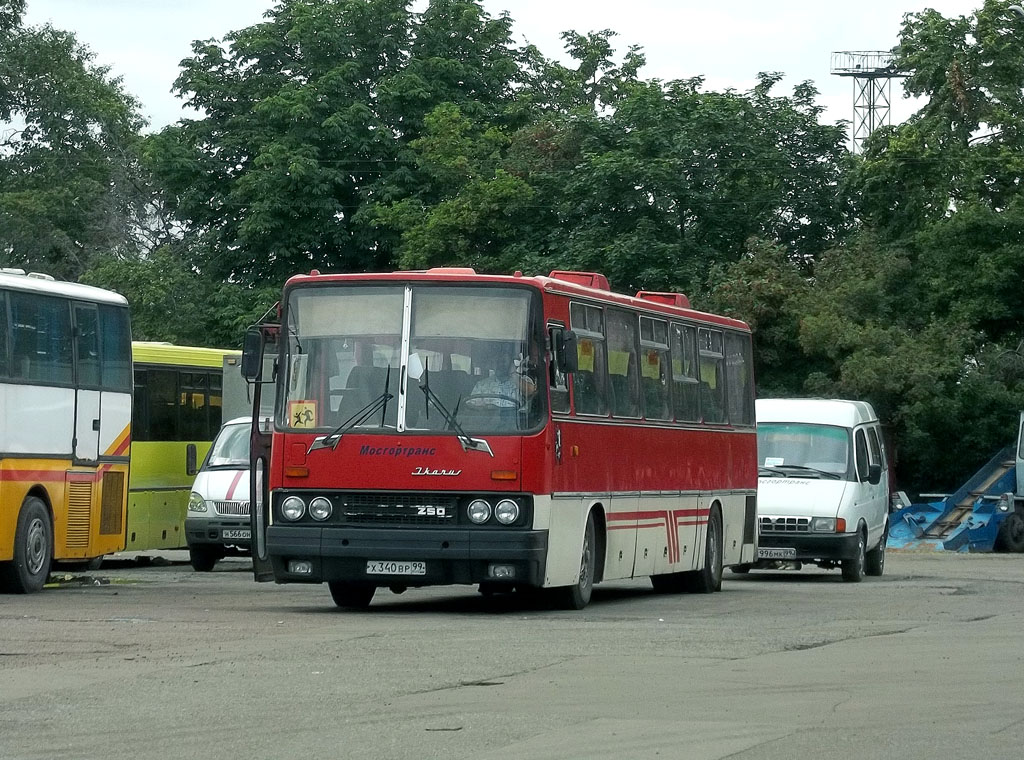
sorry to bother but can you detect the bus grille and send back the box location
[214,501,250,516]
[66,481,93,549]
[759,516,810,534]
[100,471,124,535]
[340,493,457,525]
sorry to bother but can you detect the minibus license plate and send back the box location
[222,529,251,540]
[757,547,796,560]
[366,561,426,576]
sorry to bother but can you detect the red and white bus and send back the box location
[243,269,757,609]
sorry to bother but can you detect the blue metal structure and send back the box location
[888,446,1017,552]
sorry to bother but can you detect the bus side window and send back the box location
[640,317,670,421]
[698,328,725,424]
[670,323,699,422]
[569,303,609,416]
[724,332,754,426]
[547,326,570,414]
[10,291,73,384]
[606,309,639,418]
[0,292,8,378]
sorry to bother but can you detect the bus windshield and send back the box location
[757,422,851,479]
[282,284,544,434]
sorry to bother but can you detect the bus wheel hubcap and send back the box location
[26,518,46,575]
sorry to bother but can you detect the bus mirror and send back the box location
[556,330,579,374]
[867,462,882,486]
[186,443,198,477]
[241,328,264,381]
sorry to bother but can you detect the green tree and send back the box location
[0,13,149,280]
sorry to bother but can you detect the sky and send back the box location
[22,0,986,146]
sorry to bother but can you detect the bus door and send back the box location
[246,324,279,582]
[73,303,101,463]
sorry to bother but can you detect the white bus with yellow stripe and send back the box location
[0,269,132,593]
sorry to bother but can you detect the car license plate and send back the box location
[366,560,426,576]
[757,547,796,560]
[222,529,251,540]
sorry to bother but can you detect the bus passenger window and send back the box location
[670,324,699,422]
[606,310,639,418]
[0,293,8,378]
[99,305,132,392]
[640,317,670,420]
[10,291,73,384]
[698,328,725,424]
[570,303,608,416]
[724,332,754,426]
[74,304,100,387]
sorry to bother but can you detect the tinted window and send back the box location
[570,303,609,416]
[133,367,222,442]
[725,332,754,426]
[0,292,8,378]
[99,305,132,391]
[640,317,670,420]
[9,291,72,384]
[855,429,870,480]
[547,326,570,414]
[867,426,884,468]
[670,323,699,422]
[606,310,640,418]
[698,328,725,423]
[74,304,101,387]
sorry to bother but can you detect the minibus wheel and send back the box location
[842,528,866,582]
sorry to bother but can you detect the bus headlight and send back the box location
[281,496,306,521]
[309,497,333,521]
[494,499,520,525]
[467,499,491,524]
[188,492,208,513]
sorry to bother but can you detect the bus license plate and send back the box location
[222,529,251,540]
[366,561,426,576]
[757,547,796,560]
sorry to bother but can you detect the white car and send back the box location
[743,398,890,582]
[184,417,257,571]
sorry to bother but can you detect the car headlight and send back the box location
[467,499,491,524]
[309,497,332,521]
[494,499,520,525]
[188,492,208,513]
[811,516,837,532]
[281,496,306,521]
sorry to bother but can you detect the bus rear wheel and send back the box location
[684,508,723,594]
[1,497,53,594]
[329,581,376,609]
[553,512,596,610]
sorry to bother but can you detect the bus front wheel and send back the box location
[1,496,53,594]
[553,512,597,610]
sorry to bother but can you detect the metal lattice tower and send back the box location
[830,51,908,154]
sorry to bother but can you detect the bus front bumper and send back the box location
[265,526,548,587]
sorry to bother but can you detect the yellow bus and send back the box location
[1,270,132,593]
[127,342,241,551]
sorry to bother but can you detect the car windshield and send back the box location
[757,422,851,478]
[204,423,251,469]
[281,284,544,435]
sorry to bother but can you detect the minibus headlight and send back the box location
[281,496,306,521]
[309,497,333,521]
[467,499,491,524]
[811,517,837,532]
[188,492,208,513]
[494,499,520,525]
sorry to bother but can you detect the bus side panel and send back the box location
[127,441,211,550]
[719,491,755,566]
[5,385,74,457]
[604,494,638,581]
[0,461,66,561]
[543,495,589,587]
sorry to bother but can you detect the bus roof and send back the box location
[132,341,242,368]
[281,268,750,331]
[0,269,128,306]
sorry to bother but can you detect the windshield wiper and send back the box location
[308,366,394,453]
[419,367,493,457]
[761,464,842,480]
